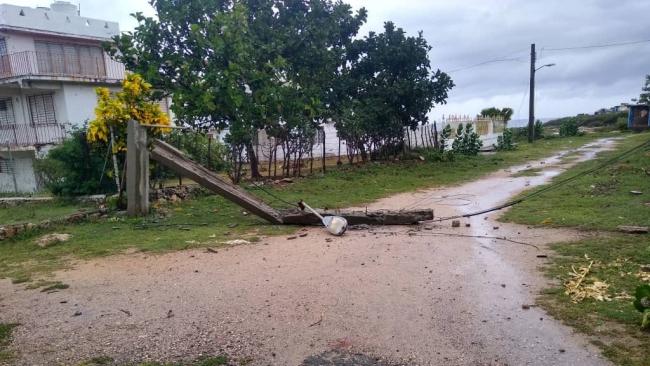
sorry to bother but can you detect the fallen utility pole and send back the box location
[281,208,433,226]
[150,139,285,224]
[126,132,433,226]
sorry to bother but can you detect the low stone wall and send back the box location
[0,208,109,241]
[150,185,206,203]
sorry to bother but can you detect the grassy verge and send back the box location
[501,132,650,230]
[0,199,93,226]
[0,323,18,362]
[79,355,229,366]
[501,131,650,366]
[0,132,611,284]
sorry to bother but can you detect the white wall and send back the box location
[59,83,103,127]
[0,150,38,193]
[1,31,36,53]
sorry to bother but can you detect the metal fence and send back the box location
[0,51,125,82]
[0,123,67,148]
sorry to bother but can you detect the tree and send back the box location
[336,22,453,161]
[480,107,513,123]
[108,0,367,181]
[640,74,650,105]
[87,73,171,151]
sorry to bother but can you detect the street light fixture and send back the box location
[535,63,556,71]
[528,43,556,142]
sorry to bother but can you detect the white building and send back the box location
[0,1,125,193]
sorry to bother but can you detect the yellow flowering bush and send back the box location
[87,73,171,152]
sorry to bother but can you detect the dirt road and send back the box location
[0,139,617,366]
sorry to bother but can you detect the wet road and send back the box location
[0,139,617,365]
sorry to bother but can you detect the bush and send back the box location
[35,127,116,196]
[534,120,544,139]
[495,128,515,151]
[559,120,579,137]
[616,117,629,132]
[452,123,483,155]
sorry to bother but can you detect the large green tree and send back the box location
[108,0,366,180]
[336,22,454,161]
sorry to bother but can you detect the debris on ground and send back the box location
[564,258,611,303]
[287,236,298,240]
[36,233,72,248]
[616,225,649,234]
[222,239,251,246]
[349,224,371,230]
[451,220,460,228]
[630,190,643,195]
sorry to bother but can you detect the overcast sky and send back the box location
[20,0,650,123]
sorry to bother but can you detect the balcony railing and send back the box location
[0,123,67,149]
[0,51,125,82]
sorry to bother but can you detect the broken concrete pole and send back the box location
[281,209,433,226]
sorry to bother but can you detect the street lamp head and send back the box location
[535,63,556,71]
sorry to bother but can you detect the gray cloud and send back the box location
[21,0,650,121]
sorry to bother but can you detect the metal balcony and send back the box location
[0,122,67,149]
[0,50,125,83]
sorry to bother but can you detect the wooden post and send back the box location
[127,120,150,216]
[321,127,326,173]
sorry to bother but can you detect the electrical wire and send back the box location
[543,39,650,51]
[248,182,300,208]
[427,139,650,223]
[446,57,525,73]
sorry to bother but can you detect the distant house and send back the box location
[0,1,125,193]
[627,104,650,130]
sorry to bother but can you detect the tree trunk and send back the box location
[433,121,440,150]
[246,143,261,179]
[321,128,326,173]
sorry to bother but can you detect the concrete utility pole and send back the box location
[528,43,536,143]
[528,43,555,143]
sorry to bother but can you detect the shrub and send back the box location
[495,128,516,151]
[452,123,482,155]
[559,120,579,137]
[35,127,116,196]
[534,120,544,139]
[616,117,628,132]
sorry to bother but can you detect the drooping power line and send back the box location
[543,39,650,51]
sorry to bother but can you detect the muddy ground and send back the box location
[0,139,618,366]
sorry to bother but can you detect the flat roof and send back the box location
[0,3,119,40]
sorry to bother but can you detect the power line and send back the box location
[446,57,525,73]
[543,39,650,51]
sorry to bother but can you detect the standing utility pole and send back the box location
[528,43,536,143]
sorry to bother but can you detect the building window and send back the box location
[28,94,57,125]
[34,41,106,77]
[0,38,7,56]
[0,97,16,126]
[0,157,14,174]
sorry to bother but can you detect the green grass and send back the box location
[501,132,650,230]
[0,323,18,362]
[501,131,650,366]
[538,235,650,366]
[0,133,610,284]
[79,355,228,366]
[0,199,92,225]
[264,133,610,209]
[0,194,293,283]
